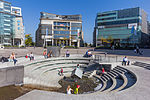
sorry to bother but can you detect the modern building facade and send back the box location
[0,0,24,46]
[36,12,83,47]
[93,7,150,47]
[11,6,25,46]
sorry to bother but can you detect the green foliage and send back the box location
[25,34,33,46]
[64,46,77,49]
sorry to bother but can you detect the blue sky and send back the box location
[7,0,150,43]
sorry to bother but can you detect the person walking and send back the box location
[66,85,73,94]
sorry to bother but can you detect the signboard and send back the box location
[0,2,4,9]
[59,37,64,39]
[41,35,53,39]
[128,23,137,29]
[46,39,52,42]
[72,40,77,42]
[98,26,105,29]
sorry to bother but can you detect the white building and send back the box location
[11,6,25,46]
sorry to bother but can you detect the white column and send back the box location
[52,38,54,46]
[56,39,57,46]
[69,39,71,46]
[66,40,68,46]
[77,39,80,47]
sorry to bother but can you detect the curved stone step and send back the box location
[115,66,127,73]
[25,58,92,67]
[99,81,107,92]
[102,74,117,92]
[101,75,108,82]
[109,71,118,77]
[113,68,124,74]
[110,71,128,92]
[107,72,116,78]
[93,75,106,92]
[103,74,110,81]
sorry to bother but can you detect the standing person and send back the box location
[43,50,47,59]
[66,50,70,57]
[29,52,34,61]
[66,85,73,94]
[74,85,80,94]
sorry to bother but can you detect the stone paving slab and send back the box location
[15,59,150,100]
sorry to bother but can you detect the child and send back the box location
[67,85,73,94]
[74,85,80,94]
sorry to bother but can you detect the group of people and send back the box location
[1,52,18,65]
[67,84,80,94]
[58,64,80,76]
[43,50,53,59]
[26,52,34,61]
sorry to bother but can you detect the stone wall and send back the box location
[0,65,24,87]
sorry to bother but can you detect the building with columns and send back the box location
[36,12,83,47]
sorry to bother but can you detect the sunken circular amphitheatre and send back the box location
[23,56,137,94]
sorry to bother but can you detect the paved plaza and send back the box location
[0,47,150,100]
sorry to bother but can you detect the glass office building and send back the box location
[36,12,83,47]
[93,7,149,47]
[0,0,24,46]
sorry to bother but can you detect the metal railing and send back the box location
[93,55,119,63]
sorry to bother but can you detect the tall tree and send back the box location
[25,34,33,46]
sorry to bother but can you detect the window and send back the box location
[71,27,81,30]
[54,31,70,35]
[54,35,69,39]
[17,20,20,23]
[18,27,20,30]
[54,22,70,26]
[98,19,139,26]
[98,17,116,21]
[71,31,77,35]
[71,23,81,27]
[118,8,139,18]
[97,13,116,17]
